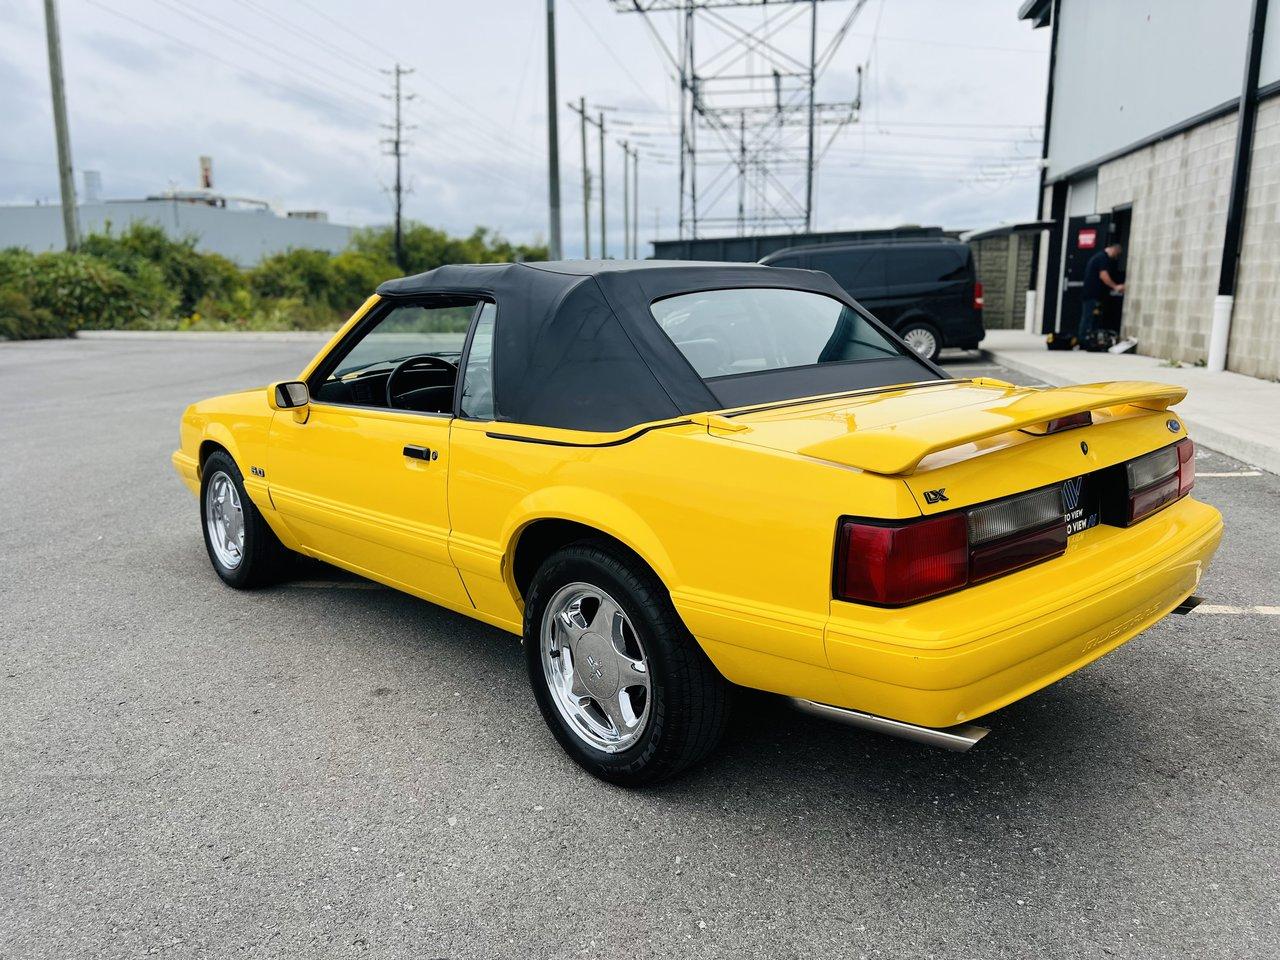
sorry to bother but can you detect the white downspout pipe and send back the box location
[1207,295,1234,372]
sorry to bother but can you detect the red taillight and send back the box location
[1177,438,1195,496]
[1124,438,1195,525]
[836,513,968,605]
[969,521,1067,583]
[973,281,985,310]
[1129,475,1180,523]
[835,485,1069,606]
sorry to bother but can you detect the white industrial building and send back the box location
[0,171,354,267]
[1020,0,1280,380]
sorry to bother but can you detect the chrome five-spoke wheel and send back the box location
[204,470,245,571]
[540,582,651,753]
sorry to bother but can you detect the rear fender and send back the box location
[500,487,679,598]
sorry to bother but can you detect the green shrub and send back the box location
[0,287,73,340]
[0,220,545,339]
[350,222,547,274]
[31,252,172,330]
[248,248,396,321]
[0,249,170,332]
[185,290,337,332]
[82,222,242,314]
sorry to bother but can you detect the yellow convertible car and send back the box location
[173,261,1222,784]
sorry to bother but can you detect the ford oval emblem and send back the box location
[1167,418,1181,434]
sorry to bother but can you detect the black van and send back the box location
[759,239,985,361]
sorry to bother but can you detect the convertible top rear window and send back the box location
[650,288,903,379]
[649,286,936,409]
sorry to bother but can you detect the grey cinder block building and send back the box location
[1020,0,1280,380]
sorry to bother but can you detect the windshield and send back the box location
[650,287,903,380]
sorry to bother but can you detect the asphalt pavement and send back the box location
[1,337,1276,959]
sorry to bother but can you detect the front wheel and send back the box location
[899,320,942,361]
[199,450,290,588]
[524,542,731,785]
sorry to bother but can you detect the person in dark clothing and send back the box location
[1078,242,1124,343]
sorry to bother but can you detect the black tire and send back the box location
[524,541,731,786]
[898,319,943,362]
[199,450,290,589]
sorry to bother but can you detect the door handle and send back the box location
[403,445,438,462]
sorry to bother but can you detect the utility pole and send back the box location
[567,98,592,258]
[737,112,747,236]
[689,74,698,238]
[618,139,630,258]
[597,111,607,259]
[805,0,818,231]
[382,64,414,273]
[631,149,639,259]
[544,1,562,260]
[42,0,79,251]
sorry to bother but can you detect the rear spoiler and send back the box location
[799,380,1187,476]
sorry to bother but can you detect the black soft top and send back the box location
[376,261,939,432]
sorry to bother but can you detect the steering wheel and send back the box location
[386,354,458,409]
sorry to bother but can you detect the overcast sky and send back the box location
[0,0,1049,256]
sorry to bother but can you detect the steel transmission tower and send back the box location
[610,0,867,238]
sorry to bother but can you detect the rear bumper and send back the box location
[821,496,1223,728]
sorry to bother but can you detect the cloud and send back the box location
[1,0,1048,255]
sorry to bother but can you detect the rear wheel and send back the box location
[524,541,731,785]
[899,320,942,361]
[199,450,290,588]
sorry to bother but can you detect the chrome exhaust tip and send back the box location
[1172,595,1205,615]
[789,698,990,752]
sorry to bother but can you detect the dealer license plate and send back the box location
[1064,475,1100,536]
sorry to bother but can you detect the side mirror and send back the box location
[268,381,310,422]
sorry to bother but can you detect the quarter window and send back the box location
[459,302,497,420]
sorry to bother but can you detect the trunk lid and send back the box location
[702,378,1188,510]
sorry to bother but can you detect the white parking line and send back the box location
[1197,471,1263,477]
[1195,604,1279,615]
[293,580,384,590]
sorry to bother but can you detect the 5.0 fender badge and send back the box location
[923,488,949,504]
[250,466,266,478]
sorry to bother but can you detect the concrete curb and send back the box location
[981,347,1278,475]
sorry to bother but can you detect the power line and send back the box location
[844,31,1046,55]
[141,0,387,112]
[85,0,542,222]
[82,0,378,126]
[284,0,545,163]
[565,0,665,111]
[227,0,384,77]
